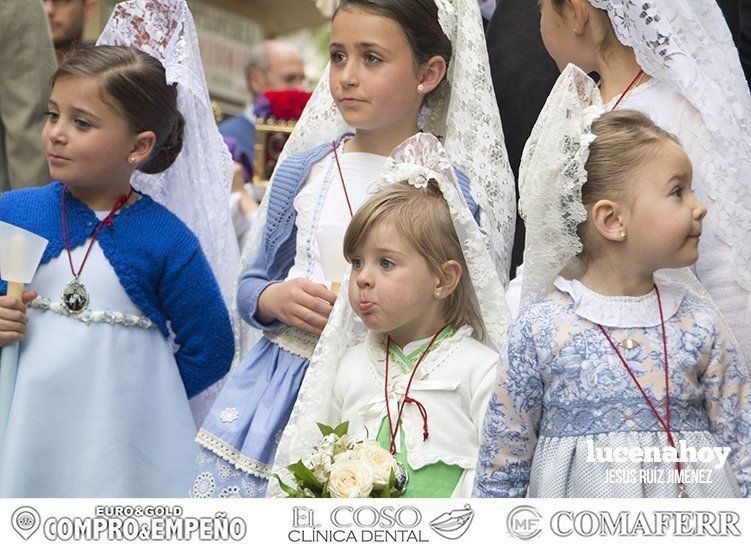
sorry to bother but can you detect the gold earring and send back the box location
[434,290,441,298]
[620,231,627,239]
[417,83,425,92]
[129,157,136,164]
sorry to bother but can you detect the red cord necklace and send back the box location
[384,324,449,456]
[610,69,645,111]
[331,140,354,219]
[597,284,688,498]
[60,185,133,314]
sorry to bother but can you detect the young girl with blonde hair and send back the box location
[532,0,751,364]
[474,66,751,498]
[271,133,511,498]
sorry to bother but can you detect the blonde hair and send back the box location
[343,180,484,339]
[579,109,680,260]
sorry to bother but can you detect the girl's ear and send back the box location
[435,260,462,300]
[569,0,592,33]
[129,131,157,167]
[590,199,626,243]
[417,55,447,95]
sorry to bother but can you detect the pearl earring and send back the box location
[129,157,136,164]
[417,84,425,92]
[620,231,627,239]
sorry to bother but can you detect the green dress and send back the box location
[374,327,464,497]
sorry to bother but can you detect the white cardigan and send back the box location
[332,325,498,497]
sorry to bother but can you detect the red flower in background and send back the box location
[256,89,312,121]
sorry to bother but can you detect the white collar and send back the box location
[553,276,686,328]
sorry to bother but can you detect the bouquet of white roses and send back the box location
[273,422,407,498]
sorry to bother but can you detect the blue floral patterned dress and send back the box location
[474,277,751,498]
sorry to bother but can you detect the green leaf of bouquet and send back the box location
[316,422,336,437]
[333,421,349,437]
[270,474,300,498]
[292,460,324,493]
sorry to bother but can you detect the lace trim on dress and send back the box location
[195,429,273,479]
[264,324,318,359]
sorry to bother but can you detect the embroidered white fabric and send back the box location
[97,0,240,306]
[518,64,746,366]
[267,133,512,497]
[589,0,751,294]
[233,0,516,363]
[29,296,157,330]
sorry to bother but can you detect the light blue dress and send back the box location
[474,277,751,498]
[191,149,387,498]
[0,221,198,497]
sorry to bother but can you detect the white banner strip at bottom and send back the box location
[0,498,749,544]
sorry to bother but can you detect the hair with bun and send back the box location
[52,45,184,174]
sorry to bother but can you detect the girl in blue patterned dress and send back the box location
[191,0,518,498]
[474,68,751,498]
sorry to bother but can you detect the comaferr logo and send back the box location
[550,510,741,537]
[506,505,543,541]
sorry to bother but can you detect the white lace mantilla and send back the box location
[97,0,240,329]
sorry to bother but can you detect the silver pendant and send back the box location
[61,277,90,314]
[678,482,689,498]
[393,459,409,496]
[619,338,639,349]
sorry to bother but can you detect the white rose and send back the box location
[304,451,333,483]
[353,440,397,490]
[327,459,374,498]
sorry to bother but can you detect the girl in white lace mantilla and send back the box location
[193,0,515,498]
[475,67,751,498]
[271,133,511,498]
[527,0,751,366]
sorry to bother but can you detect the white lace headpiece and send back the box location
[267,133,511,495]
[589,0,751,292]
[97,0,239,304]
[233,0,516,361]
[518,64,601,305]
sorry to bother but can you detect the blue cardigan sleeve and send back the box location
[159,239,234,398]
[236,153,309,332]
[236,243,286,332]
[455,169,481,225]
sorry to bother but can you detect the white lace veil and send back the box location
[589,0,751,293]
[97,0,240,304]
[233,0,516,362]
[267,133,511,496]
[519,64,745,362]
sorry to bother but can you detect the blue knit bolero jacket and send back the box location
[0,182,233,398]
